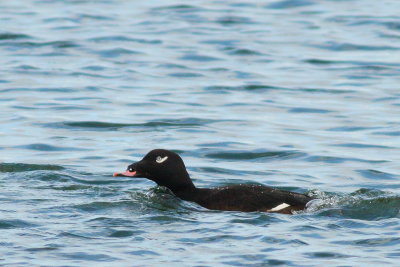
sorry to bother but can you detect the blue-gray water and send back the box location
[1,0,400,266]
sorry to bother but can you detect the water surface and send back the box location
[1,0,400,266]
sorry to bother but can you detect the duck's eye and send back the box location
[128,167,134,172]
[156,156,168,163]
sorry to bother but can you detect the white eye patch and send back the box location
[156,156,168,163]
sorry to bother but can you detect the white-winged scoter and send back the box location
[113,149,313,214]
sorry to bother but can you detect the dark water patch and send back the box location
[68,71,122,79]
[266,0,314,9]
[59,251,118,261]
[180,54,220,62]
[0,40,78,49]
[108,230,135,238]
[216,16,254,25]
[95,48,141,58]
[40,184,93,191]
[305,155,387,164]
[205,150,304,161]
[357,169,398,180]
[222,46,261,56]
[0,219,36,229]
[289,107,333,114]
[46,118,215,131]
[89,35,161,44]
[14,64,39,70]
[26,172,72,183]
[42,17,78,23]
[304,251,352,259]
[26,246,59,252]
[206,84,283,92]
[79,14,113,21]
[58,232,98,240]
[168,72,203,78]
[16,143,88,152]
[327,126,378,132]
[0,163,64,172]
[87,217,136,225]
[312,41,399,51]
[151,4,204,12]
[1,87,76,93]
[332,143,393,149]
[372,131,400,136]
[304,58,336,65]
[297,87,355,94]
[352,237,400,247]
[127,250,160,256]
[304,58,400,68]
[81,65,107,71]
[156,63,188,69]
[12,105,37,110]
[383,21,400,31]
[197,141,246,148]
[177,233,260,244]
[0,32,31,40]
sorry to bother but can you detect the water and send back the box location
[1,0,400,265]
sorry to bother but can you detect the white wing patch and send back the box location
[156,156,168,163]
[269,203,290,212]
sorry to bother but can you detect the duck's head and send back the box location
[114,149,194,191]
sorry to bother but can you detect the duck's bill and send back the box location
[113,170,137,177]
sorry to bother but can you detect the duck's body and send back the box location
[173,184,311,213]
[114,149,313,214]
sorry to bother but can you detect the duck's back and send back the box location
[194,184,312,213]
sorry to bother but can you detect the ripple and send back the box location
[372,131,400,136]
[168,72,203,78]
[0,163,64,172]
[108,230,135,238]
[0,40,78,48]
[180,54,220,62]
[72,200,140,213]
[347,237,400,247]
[205,84,283,92]
[0,219,36,229]
[45,118,217,131]
[327,126,379,132]
[289,107,333,114]
[95,48,141,58]
[267,0,314,9]
[222,47,261,56]
[59,251,118,261]
[305,251,352,259]
[216,16,255,25]
[332,143,393,149]
[312,41,399,51]
[89,36,161,44]
[0,32,32,40]
[357,169,398,180]
[16,143,88,151]
[305,155,387,164]
[205,150,304,161]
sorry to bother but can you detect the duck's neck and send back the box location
[170,184,200,202]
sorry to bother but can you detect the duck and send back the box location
[113,149,313,214]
